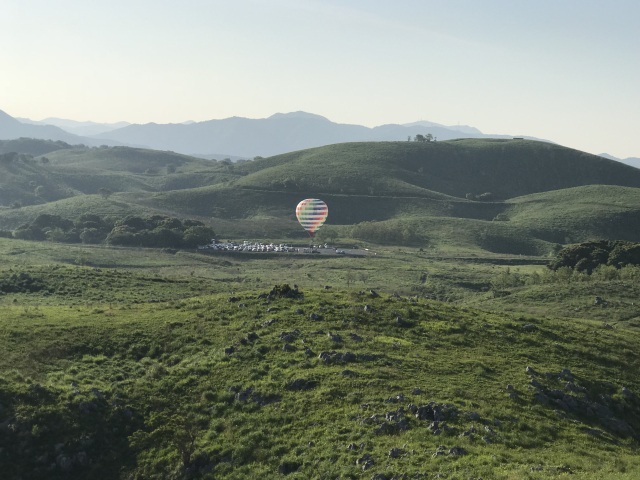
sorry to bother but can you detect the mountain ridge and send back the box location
[3,108,546,159]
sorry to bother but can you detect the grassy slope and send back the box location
[237,139,640,199]
[505,185,640,243]
[0,146,235,209]
[0,138,71,156]
[2,140,640,253]
[1,263,640,479]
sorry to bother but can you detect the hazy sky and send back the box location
[2,0,638,158]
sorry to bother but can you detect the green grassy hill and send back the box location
[237,139,640,199]
[505,185,640,244]
[1,264,639,479]
[3,138,640,479]
[0,138,72,156]
[1,139,640,253]
[0,146,235,210]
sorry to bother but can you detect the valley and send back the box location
[0,138,639,478]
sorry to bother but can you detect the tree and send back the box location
[45,228,68,243]
[316,226,338,244]
[414,133,434,142]
[80,228,106,244]
[182,226,216,248]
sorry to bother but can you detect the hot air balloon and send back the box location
[296,198,328,238]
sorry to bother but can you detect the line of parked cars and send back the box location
[198,240,347,255]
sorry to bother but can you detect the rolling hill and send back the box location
[2,137,640,477]
[1,274,640,479]
[1,139,639,254]
[235,139,640,200]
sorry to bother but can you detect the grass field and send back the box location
[1,244,640,478]
[1,140,640,478]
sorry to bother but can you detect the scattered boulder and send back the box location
[465,411,481,421]
[415,402,457,422]
[385,394,405,404]
[533,391,550,405]
[594,296,608,306]
[327,332,343,342]
[373,409,410,435]
[530,378,543,389]
[268,284,302,299]
[522,324,536,331]
[448,446,467,456]
[356,453,375,470]
[280,330,300,343]
[317,351,358,364]
[309,313,323,321]
[278,461,301,475]
[395,316,412,328]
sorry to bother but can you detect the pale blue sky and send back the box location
[1,0,638,157]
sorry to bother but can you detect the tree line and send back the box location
[5,214,215,249]
[548,240,640,274]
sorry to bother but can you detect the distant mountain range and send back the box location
[16,117,130,136]
[1,108,638,166]
[598,153,640,169]
[90,111,536,158]
[0,110,121,148]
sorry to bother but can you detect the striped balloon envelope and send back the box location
[295,198,328,237]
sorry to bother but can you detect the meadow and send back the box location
[1,139,640,478]
[1,237,640,479]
